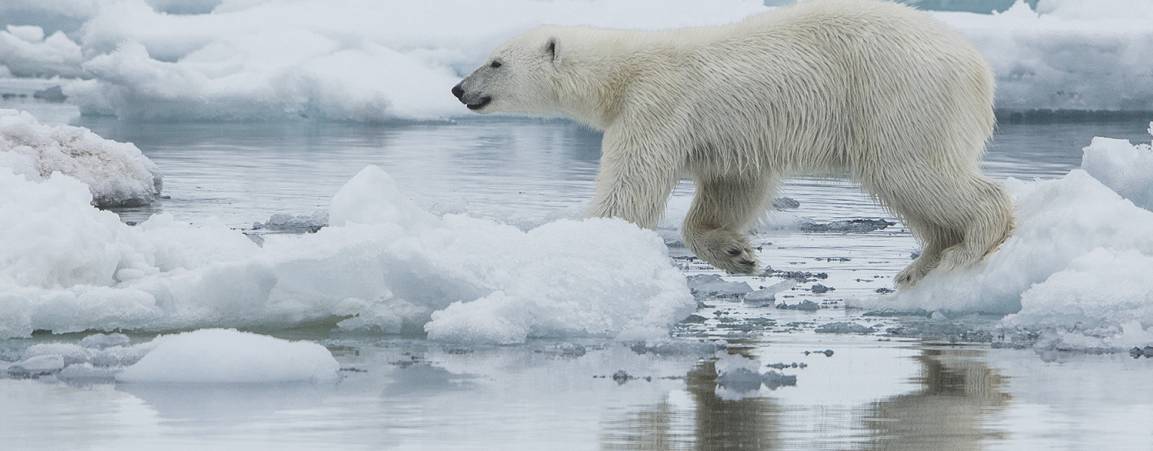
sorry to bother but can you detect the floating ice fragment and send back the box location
[7,354,65,376]
[117,329,340,384]
[688,274,752,298]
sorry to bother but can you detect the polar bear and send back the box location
[451,0,1013,287]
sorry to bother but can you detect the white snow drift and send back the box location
[2,0,1148,120]
[0,109,161,207]
[859,124,1153,351]
[0,164,694,344]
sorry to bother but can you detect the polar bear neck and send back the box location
[547,28,693,130]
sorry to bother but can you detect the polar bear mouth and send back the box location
[466,96,492,110]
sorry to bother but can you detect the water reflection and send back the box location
[600,344,1017,450]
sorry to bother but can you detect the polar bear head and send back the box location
[451,27,570,116]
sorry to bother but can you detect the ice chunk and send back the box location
[814,322,875,335]
[0,165,693,344]
[0,109,162,207]
[687,274,752,298]
[1081,128,1153,210]
[116,329,339,383]
[79,333,131,349]
[799,218,895,233]
[7,354,65,376]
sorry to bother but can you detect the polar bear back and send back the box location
[623,0,995,178]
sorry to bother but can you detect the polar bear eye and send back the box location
[490,60,502,69]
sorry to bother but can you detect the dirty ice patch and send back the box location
[0,109,162,207]
[117,329,339,383]
[855,169,1153,351]
[0,165,693,344]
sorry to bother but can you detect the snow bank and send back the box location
[858,124,1153,351]
[1080,124,1153,210]
[0,165,693,344]
[117,329,339,383]
[0,109,162,207]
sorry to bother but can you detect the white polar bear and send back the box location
[452,0,1013,287]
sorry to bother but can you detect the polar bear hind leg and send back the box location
[873,170,1013,288]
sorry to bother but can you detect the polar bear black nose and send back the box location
[451,83,464,99]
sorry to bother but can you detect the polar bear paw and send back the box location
[687,229,759,274]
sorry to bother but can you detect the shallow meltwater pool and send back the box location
[2,111,1152,449]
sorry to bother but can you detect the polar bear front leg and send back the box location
[586,128,680,229]
[683,177,772,274]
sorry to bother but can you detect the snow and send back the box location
[0,109,162,207]
[0,165,693,344]
[117,329,339,383]
[856,124,1153,351]
[2,0,1145,120]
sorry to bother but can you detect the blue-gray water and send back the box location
[2,91,1152,449]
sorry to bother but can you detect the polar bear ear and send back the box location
[545,38,557,63]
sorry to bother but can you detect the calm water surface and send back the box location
[2,93,1152,449]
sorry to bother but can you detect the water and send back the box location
[3,93,1153,449]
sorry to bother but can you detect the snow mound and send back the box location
[857,157,1153,350]
[0,165,693,344]
[1080,124,1153,210]
[117,329,339,383]
[0,109,162,207]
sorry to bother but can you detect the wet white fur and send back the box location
[458,0,1014,286]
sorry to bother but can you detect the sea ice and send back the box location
[857,125,1153,351]
[0,109,162,207]
[0,165,693,344]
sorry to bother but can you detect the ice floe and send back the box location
[0,109,161,207]
[0,164,693,344]
[857,125,1153,351]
